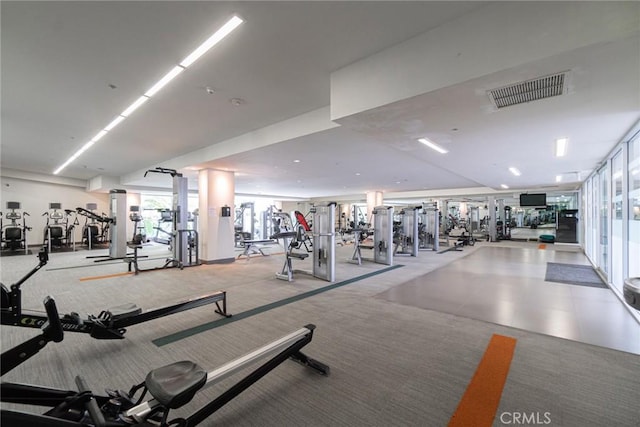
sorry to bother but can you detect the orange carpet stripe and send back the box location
[448,334,517,427]
[79,272,133,281]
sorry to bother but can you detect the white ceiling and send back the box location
[2,2,639,202]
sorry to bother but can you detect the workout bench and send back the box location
[237,239,276,259]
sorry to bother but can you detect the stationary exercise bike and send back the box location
[129,205,147,245]
[0,297,329,426]
[1,247,231,340]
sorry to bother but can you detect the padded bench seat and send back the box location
[288,252,309,260]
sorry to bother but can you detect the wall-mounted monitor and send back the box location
[519,193,547,207]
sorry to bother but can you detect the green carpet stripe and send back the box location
[153,264,404,347]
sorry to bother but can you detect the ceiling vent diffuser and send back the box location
[488,71,568,109]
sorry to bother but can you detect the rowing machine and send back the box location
[1,248,231,340]
[1,297,329,426]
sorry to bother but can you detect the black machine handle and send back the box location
[11,247,48,291]
[1,296,63,376]
[43,296,64,343]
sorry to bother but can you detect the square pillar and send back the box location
[198,169,236,263]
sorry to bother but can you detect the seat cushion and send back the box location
[145,361,207,409]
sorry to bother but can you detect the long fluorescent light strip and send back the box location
[418,138,448,154]
[53,15,243,175]
[144,66,184,97]
[180,16,244,67]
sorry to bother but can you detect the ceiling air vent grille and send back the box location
[488,72,567,109]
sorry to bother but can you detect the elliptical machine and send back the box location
[42,203,67,252]
[1,202,31,254]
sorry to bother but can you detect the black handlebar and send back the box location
[43,296,64,343]
[144,166,182,178]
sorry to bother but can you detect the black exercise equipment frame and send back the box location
[1,248,231,340]
[1,297,329,427]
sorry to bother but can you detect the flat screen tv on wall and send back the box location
[519,193,547,207]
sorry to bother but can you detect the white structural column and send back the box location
[366,191,383,224]
[198,169,236,263]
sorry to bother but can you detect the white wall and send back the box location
[1,176,109,247]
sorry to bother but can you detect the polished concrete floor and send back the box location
[376,243,640,355]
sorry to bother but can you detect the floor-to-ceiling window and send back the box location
[599,165,609,276]
[629,136,640,279]
[612,151,624,291]
[580,122,640,321]
[585,179,594,261]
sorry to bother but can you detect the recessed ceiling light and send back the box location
[293,159,301,163]
[509,167,521,176]
[500,184,509,189]
[556,175,562,182]
[418,138,448,154]
[555,137,568,157]
[355,172,361,176]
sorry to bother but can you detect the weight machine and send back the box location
[77,203,110,250]
[235,202,256,245]
[1,248,230,340]
[497,205,512,240]
[1,202,31,254]
[418,203,439,252]
[144,168,199,269]
[349,205,394,266]
[271,203,335,282]
[393,206,419,257]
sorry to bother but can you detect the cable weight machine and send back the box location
[144,167,199,269]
